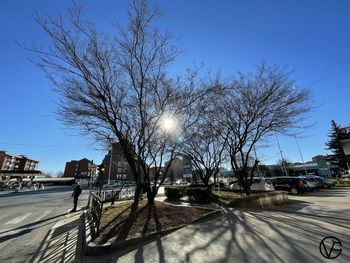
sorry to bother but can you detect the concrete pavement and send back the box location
[84,187,350,263]
[0,187,89,263]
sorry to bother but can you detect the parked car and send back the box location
[230,177,275,191]
[163,179,172,185]
[302,179,317,192]
[176,179,189,185]
[272,177,306,194]
[308,176,323,189]
[298,176,317,192]
[319,177,333,188]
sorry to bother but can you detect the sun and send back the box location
[162,117,175,131]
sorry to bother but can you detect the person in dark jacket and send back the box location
[70,181,82,212]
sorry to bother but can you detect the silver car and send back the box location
[230,177,275,191]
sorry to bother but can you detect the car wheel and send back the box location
[291,188,298,195]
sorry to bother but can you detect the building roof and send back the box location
[0,151,39,162]
[0,151,19,158]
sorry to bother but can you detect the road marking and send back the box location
[5,212,32,225]
[0,214,8,222]
[33,210,52,223]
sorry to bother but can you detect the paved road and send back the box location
[85,187,350,263]
[0,187,88,263]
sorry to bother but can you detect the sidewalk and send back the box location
[28,208,85,263]
[37,194,218,263]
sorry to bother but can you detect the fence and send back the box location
[87,187,136,236]
[88,192,103,237]
[98,187,136,203]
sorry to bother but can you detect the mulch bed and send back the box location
[93,200,210,245]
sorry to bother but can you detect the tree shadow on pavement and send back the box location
[82,191,350,263]
[27,213,84,263]
[0,213,68,243]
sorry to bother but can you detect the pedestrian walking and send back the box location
[70,181,82,212]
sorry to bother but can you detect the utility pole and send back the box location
[275,132,288,176]
[295,136,308,175]
[108,145,113,185]
[253,145,261,177]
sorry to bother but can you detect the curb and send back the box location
[83,205,222,256]
[83,210,112,256]
[228,191,289,208]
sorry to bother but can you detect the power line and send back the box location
[300,67,350,87]
[294,61,347,82]
[0,142,86,149]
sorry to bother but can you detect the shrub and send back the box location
[210,182,227,189]
[187,187,214,203]
[164,186,185,199]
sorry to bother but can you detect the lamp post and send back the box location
[108,145,113,185]
[253,145,260,177]
[275,132,288,176]
[295,136,308,175]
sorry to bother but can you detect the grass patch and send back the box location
[335,178,350,187]
[93,200,210,245]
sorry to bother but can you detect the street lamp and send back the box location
[275,132,288,176]
[108,146,113,185]
[295,136,308,175]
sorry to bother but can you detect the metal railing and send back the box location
[97,187,136,203]
[87,187,136,236]
[88,192,103,236]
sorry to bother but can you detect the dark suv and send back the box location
[272,177,306,194]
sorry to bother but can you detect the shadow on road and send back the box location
[0,187,73,198]
[27,213,84,263]
[0,213,68,243]
[0,213,66,235]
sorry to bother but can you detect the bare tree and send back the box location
[55,170,64,177]
[182,85,228,188]
[30,0,209,207]
[219,63,310,194]
[45,172,54,178]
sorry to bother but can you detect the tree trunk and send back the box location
[243,185,252,195]
[237,170,252,195]
[130,184,142,214]
[146,184,156,206]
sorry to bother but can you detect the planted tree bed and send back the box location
[212,191,243,205]
[93,200,210,245]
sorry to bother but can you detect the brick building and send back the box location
[101,143,134,183]
[0,151,39,171]
[63,158,97,186]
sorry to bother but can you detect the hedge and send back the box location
[164,186,185,198]
[186,187,214,203]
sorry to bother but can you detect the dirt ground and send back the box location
[94,200,210,244]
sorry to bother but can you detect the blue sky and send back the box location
[1,0,350,174]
